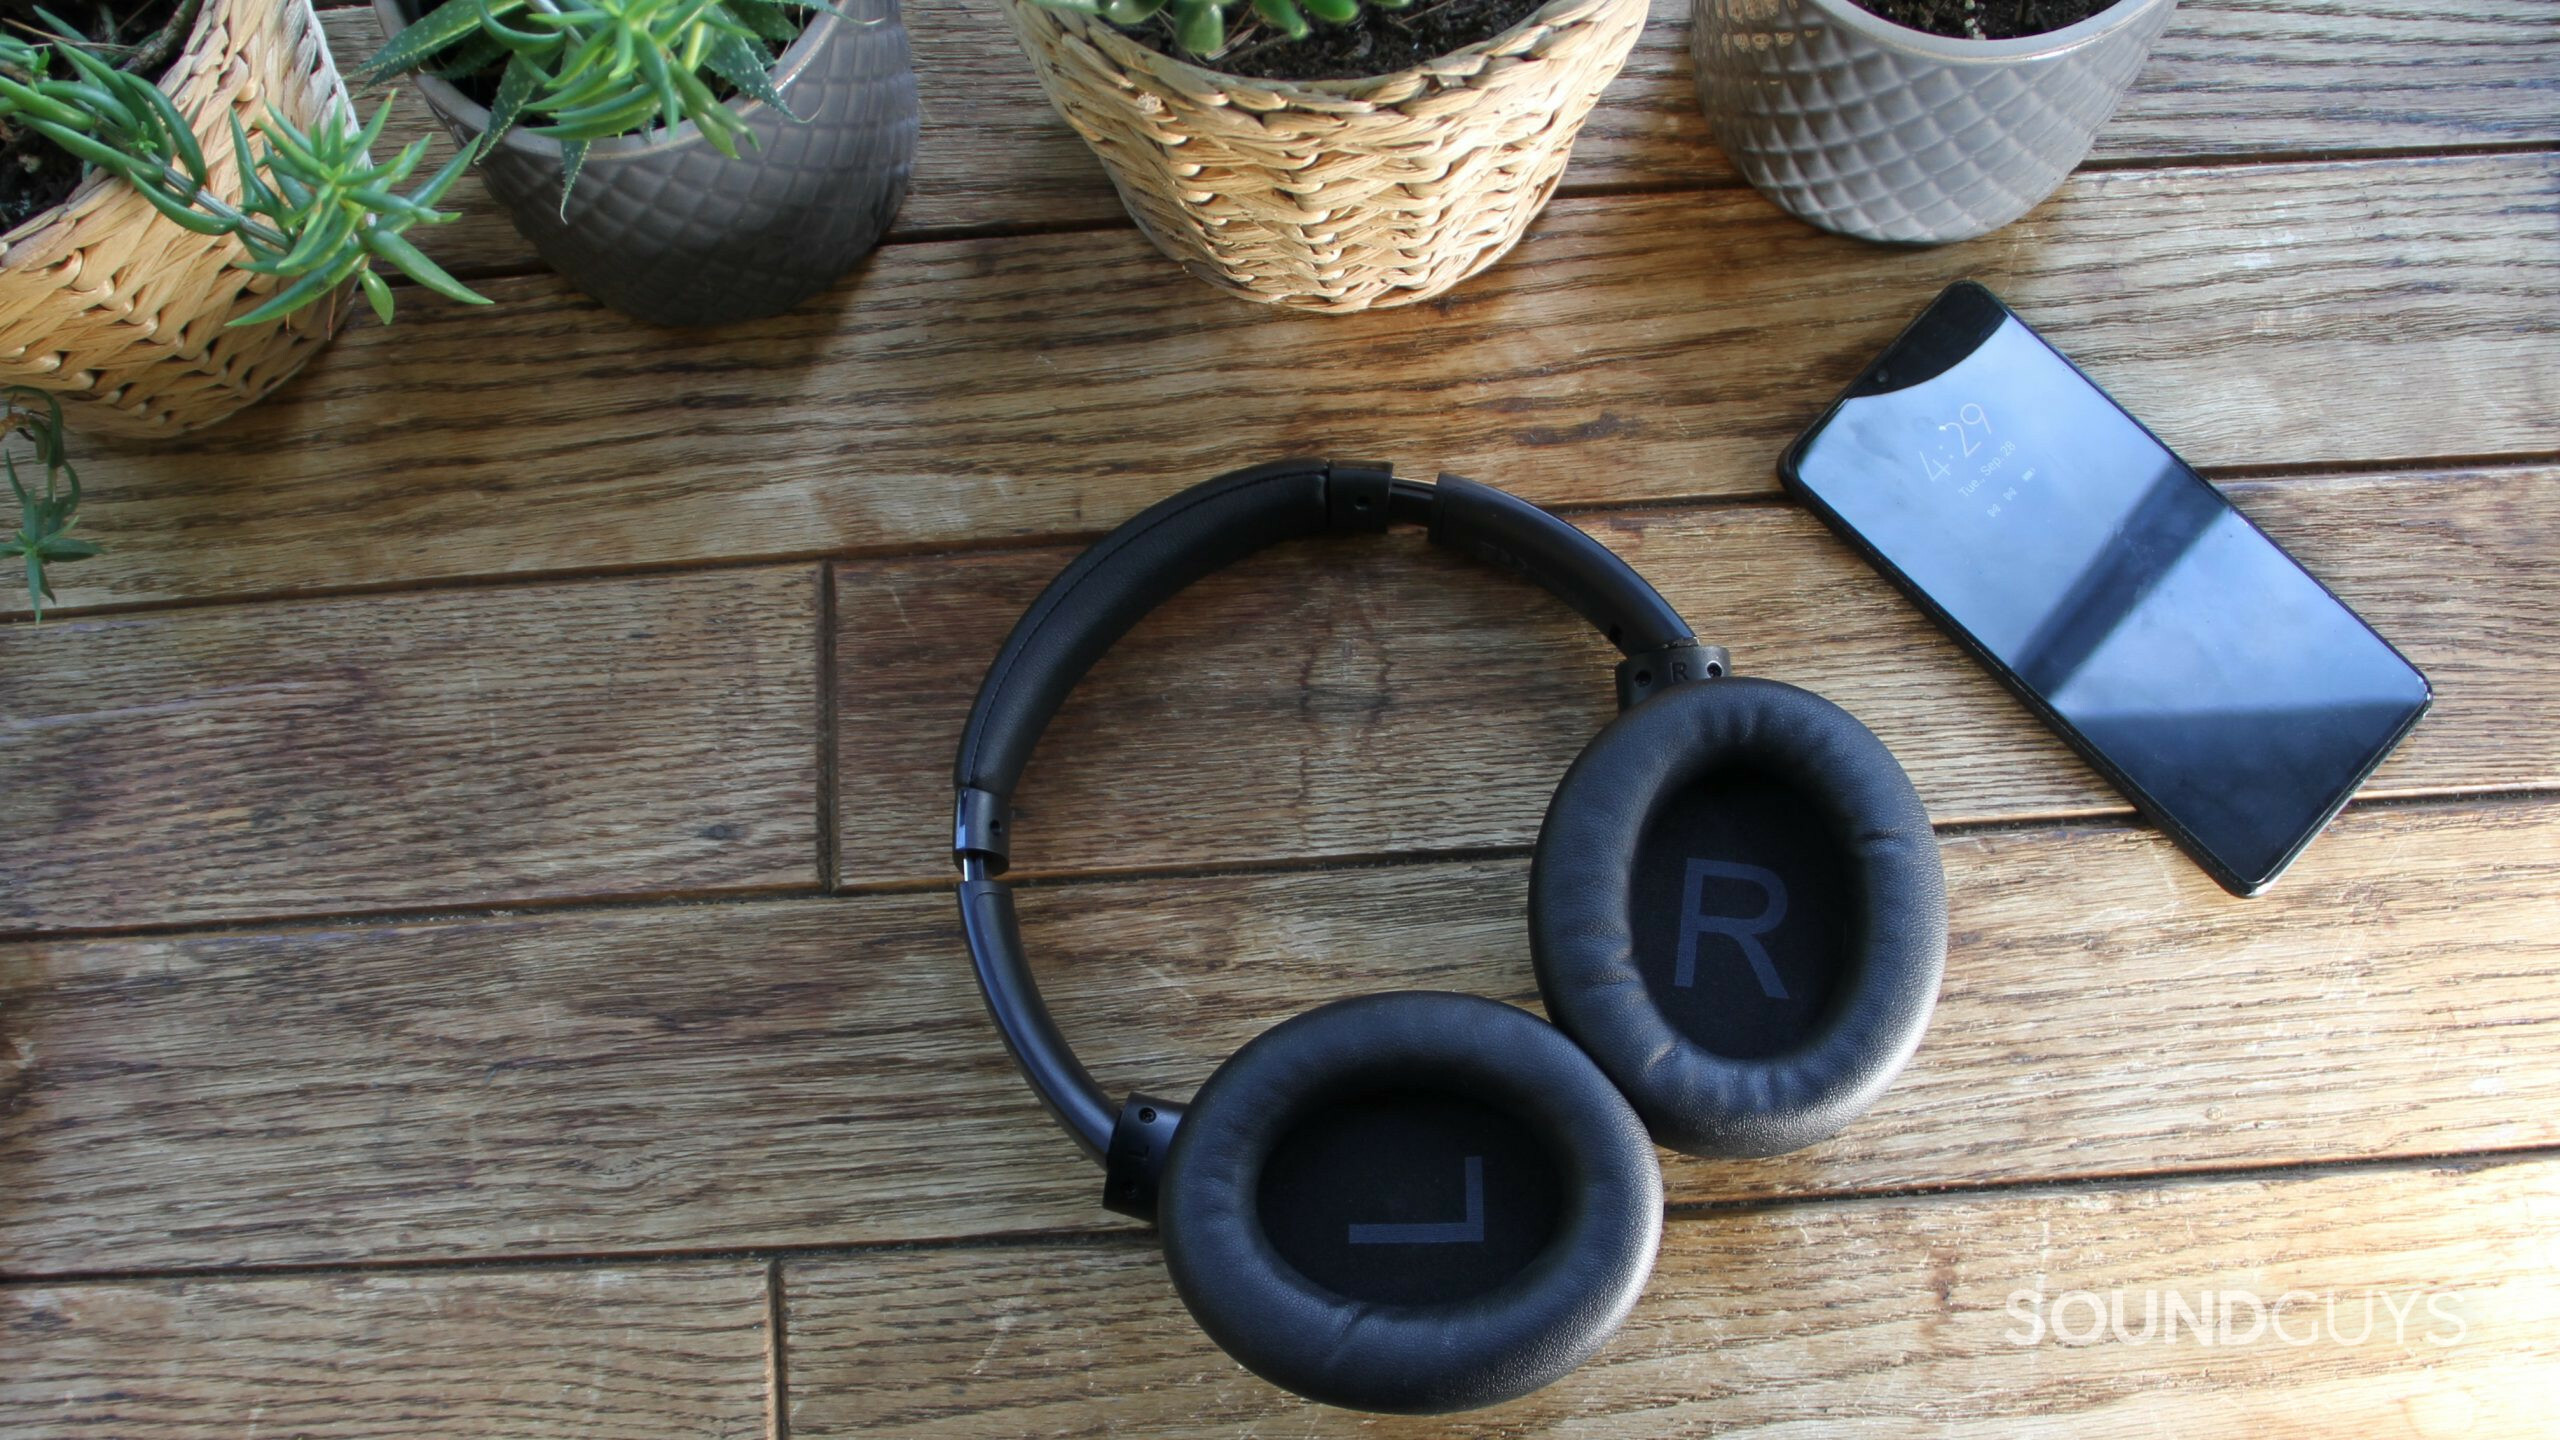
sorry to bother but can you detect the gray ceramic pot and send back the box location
[1692,0,2176,244]
[377,0,918,325]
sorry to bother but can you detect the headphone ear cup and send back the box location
[1156,992,1661,1414]
[1531,677,1946,1158]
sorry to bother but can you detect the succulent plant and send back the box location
[1034,0,1408,60]
[360,0,824,198]
[1,11,496,616]
[3,388,90,619]
[0,18,486,326]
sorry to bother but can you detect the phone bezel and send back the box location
[1777,280,2432,897]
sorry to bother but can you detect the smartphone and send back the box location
[1779,281,2430,896]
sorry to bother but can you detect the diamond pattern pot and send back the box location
[376,0,919,325]
[1692,0,2176,244]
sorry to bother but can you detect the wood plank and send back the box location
[6,797,2555,1273]
[0,567,820,934]
[1,1262,769,1439]
[39,153,2559,616]
[781,1154,2560,1437]
[325,0,2560,275]
[838,466,2557,883]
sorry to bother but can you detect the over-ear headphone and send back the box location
[954,460,1947,1413]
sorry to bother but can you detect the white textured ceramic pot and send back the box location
[1692,0,2176,243]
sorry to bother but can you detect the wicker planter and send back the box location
[379,0,917,327]
[0,0,354,441]
[1692,0,2177,243]
[1006,0,1649,313]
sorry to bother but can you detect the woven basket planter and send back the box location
[0,0,354,441]
[1004,0,1648,313]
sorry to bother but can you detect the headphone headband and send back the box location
[954,460,1717,1213]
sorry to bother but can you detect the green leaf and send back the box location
[359,266,397,325]
[361,225,490,307]
[1099,0,1162,23]
[408,141,478,211]
[556,138,588,215]
[8,389,68,472]
[359,0,505,82]
[229,113,279,213]
[1301,0,1356,22]
[131,70,209,184]
[52,78,144,136]
[18,117,166,198]
[1172,0,1224,54]
[226,265,344,328]
[722,0,801,43]
[129,177,240,235]
[702,31,790,118]
[479,52,543,153]
[471,0,554,49]
[1251,0,1310,37]
[428,29,510,81]
[0,74,94,129]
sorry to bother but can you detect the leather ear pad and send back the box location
[1157,992,1661,1414]
[1531,677,1946,1158]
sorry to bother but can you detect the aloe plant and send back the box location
[1033,0,1407,59]
[0,19,486,325]
[3,389,91,620]
[361,0,822,197]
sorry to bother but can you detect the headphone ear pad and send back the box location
[1531,677,1946,1158]
[1156,992,1661,1414]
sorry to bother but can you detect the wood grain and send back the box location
[0,567,820,934]
[36,154,2558,616]
[838,467,2557,884]
[7,797,2555,1273]
[1,1262,769,1439]
[782,1154,2560,1437]
[323,0,2560,276]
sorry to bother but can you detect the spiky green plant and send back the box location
[0,17,487,326]
[1033,0,1404,60]
[360,0,826,200]
[3,388,92,619]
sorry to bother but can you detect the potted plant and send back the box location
[363,0,919,326]
[1008,0,1649,312]
[1692,0,2178,243]
[3,8,482,612]
[1,0,477,439]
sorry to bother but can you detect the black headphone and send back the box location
[954,461,1947,1414]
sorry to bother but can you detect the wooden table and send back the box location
[4,0,2557,1432]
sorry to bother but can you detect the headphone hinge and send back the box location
[1102,1092,1186,1221]
[1615,641,1732,711]
[953,786,1011,873]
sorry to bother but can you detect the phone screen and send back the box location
[1782,283,2430,894]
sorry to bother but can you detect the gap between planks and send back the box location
[8,1140,2556,1290]
[10,448,2554,629]
[6,787,2552,946]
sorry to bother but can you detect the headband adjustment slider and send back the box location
[954,785,1011,872]
[1615,641,1733,712]
[1104,1092,1187,1221]
[1324,462,1396,533]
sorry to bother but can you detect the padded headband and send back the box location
[954,460,1711,1198]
